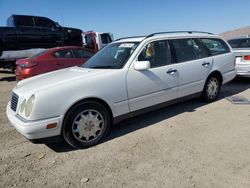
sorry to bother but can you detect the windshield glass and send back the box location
[82,42,139,69]
[228,38,250,48]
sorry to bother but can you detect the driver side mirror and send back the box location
[134,60,150,71]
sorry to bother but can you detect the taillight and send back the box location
[19,62,38,68]
[243,55,250,61]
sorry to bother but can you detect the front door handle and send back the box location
[166,69,177,74]
[202,62,210,67]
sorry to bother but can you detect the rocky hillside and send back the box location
[220,26,250,39]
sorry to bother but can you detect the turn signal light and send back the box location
[46,123,57,129]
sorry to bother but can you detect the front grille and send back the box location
[11,93,19,112]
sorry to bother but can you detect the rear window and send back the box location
[200,38,230,55]
[228,38,250,48]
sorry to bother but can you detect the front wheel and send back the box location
[63,101,111,148]
[201,76,221,102]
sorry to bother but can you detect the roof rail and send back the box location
[146,31,214,38]
[115,36,146,41]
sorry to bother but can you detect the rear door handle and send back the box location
[166,69,177,74]
[202,62,210,67]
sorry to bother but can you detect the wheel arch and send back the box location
[62,97,114,131]
[207,70,223,84]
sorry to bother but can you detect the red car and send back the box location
[15,46,94,80]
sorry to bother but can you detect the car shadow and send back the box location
[46,77,250,153]
[0,70,16,82]
[0,76,16,82]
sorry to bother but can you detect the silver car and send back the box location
[228,36,250,77]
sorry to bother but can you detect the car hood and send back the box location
[14,66,112,96]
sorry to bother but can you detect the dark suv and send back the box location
[0,15,83,57]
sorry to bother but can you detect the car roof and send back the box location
[115,31,217,43]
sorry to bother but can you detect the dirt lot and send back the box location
[0,71,250,188]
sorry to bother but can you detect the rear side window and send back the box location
[228,38,250,48]
[138,40,172,68]
[200,38,230,55]
[54,50,73,58]
[16,16,34,27]
[73,49,94,58]
[171,38,208,62]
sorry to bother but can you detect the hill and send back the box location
[220,26,250,39]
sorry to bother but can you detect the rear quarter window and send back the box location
[200,38,230,56]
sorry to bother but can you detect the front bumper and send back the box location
[6,102,64,141]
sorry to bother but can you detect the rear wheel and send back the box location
[63,101,111,148]
[201,75,221,102]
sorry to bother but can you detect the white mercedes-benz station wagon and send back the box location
[7,31,236,148]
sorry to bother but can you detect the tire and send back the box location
[63,101,111,148]
[201,75,221,102]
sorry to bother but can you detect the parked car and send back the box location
[228,36,250,77]
[0,15,83,57]
[15,46,94,80]
[6,31,236,148]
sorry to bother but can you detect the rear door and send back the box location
[170,38,212,97]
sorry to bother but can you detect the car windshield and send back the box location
[82,42,139,69]
[228,38,250,49]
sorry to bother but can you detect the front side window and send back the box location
[200,38,230,55]
[228,38,250,48]
[82,42,139,69]
[54,50,73,58]
[73,49,94,58]
[34,17,55,28]
[138,40,171,68]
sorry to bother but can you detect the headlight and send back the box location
[25,95,35,117]
[20,99,26,113]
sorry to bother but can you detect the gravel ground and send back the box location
[0,71,250,188]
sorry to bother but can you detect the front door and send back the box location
[127,40,178,112]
